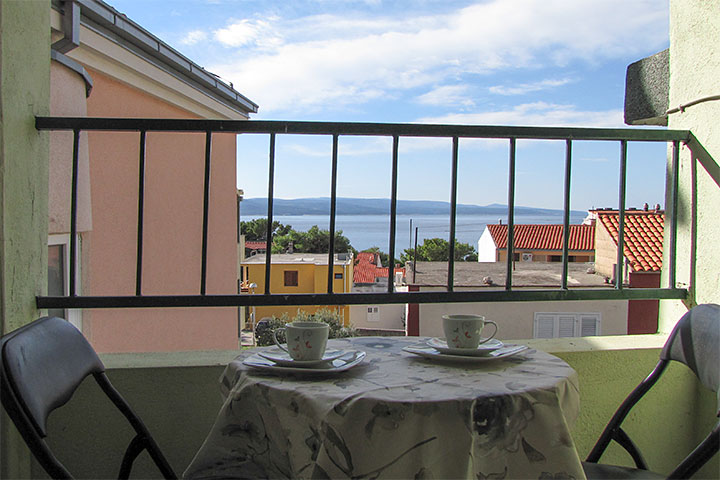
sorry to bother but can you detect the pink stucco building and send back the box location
[49,0,258,352]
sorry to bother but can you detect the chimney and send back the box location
[643,203,649,211]
[287,241,294,254]
[655,204,661,213]
[498,219,503,225]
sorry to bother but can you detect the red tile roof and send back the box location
[594,210,664,272]
[353,252,404,284]
[245,241,268,250]
[486,224,595,251]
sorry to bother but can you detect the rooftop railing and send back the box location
[34,117,690,309]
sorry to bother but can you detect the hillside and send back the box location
[240,197,584,216]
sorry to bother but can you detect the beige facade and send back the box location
[416,288,628,339]
[593,223,620,279]
[496,249,593,263]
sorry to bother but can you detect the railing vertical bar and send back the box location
[561,139,572,290]
[200,131,212,295]
[387,135,400,294]
[669,140,680,289]
[135,130,147,296]
[505,138,516,290]
[616,140,628,290]
[447,137,459,292]
[69,129,80,296]
[327,134,339,294]
[264,133,276,295]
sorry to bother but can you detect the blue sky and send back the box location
[109,0,670,212]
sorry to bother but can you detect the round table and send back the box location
[184,336,583,479]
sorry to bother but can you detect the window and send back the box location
[367,306,379,322]
[334,272,343,279]
[533,312,600,338]
[284,270,298,287]
[47,234,81,330]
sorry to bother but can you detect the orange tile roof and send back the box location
[356,252,377,264]
[353,252,404,284]
[245,241,268,250]
[486,224,595,251]
[594,210,664,272]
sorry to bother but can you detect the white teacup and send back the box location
[442,314,498,349]
[273,322,329,361]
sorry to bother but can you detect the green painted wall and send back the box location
[17,347,717,479]
[0,1,50,479]
[31,365,228,479]
[557,349,719,478]
[0,0,50,332]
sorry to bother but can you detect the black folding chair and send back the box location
[583,303,720,479]
[0,316,177,479]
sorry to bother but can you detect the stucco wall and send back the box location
[81,70,239,352]
[660,1,720,329]
[476,228,497,262]
[556,348,719,478]
[416,289,628,339]
[349,303,406,330]
[20,348,717,479]
[0,2,51,477]
[244,261,352,323]
[49,60,91,234]
[593,223,618,279]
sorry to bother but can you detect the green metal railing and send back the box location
[34,117,690,309]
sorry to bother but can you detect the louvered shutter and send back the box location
[535,315,555,338]
[558,316,576,337]
[580,315,599,336]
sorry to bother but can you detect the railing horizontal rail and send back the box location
[36,115,690,311]
[36,117,691,142]
[36,288,687,309]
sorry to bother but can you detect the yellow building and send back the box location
[241,253,354,324]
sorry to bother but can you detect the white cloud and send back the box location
[208,0,667,113]
[489,78,574,96]
[180,29,208,45]
[214,18,283,49]
[416,85,476,108]
[418,102,625,128]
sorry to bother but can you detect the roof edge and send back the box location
[53,0,259,115]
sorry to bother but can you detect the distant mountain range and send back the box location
[239,197,585,217]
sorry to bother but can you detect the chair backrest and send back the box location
[0,317,176,479]
[1,317,104,437]
[661,303,720,402]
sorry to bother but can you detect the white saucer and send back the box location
[402,344,528,363]
[257,349,346,367]
[244,350,366,374]
[426,337,503,356]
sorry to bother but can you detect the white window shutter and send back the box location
[535,315,555,338]
[558,316,576,338]
[581,315,599,336]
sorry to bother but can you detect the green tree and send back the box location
[400,237,478,262]
[240,218,291,241]
[272,225,355,254]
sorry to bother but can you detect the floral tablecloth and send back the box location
[184,337,584,480]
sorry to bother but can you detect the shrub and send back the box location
[255,308,356,347]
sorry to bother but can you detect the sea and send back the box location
[242,213,588,253]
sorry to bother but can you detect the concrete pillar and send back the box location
[0,0,51,477]
[660,1,720,331]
